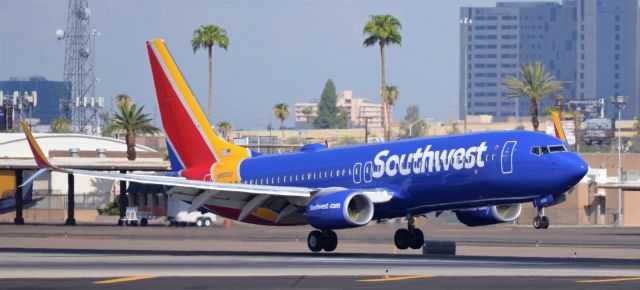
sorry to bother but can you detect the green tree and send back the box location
[313,79,339,129]
[216,121,232,140]
[302,106,314,129]
[336,110,349,129]
[503,62,565,131]
[401,104,426,138]
[106,103,161,160]
[272,103,290,138]
[115,94,133,108]
[191,24,229,120]
[50,116,70,133]
[363,14,402,140]
[385,85,400,130]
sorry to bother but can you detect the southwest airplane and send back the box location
[20,39,588,252]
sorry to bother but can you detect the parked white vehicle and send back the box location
[166,196,216,227]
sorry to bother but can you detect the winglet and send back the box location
[20,121,61,171]
[550,111,567,143]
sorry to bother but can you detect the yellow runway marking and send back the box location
[358,275,434,282]
[94,276,155,284]
[576,277,640,283]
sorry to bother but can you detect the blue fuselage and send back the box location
[237,130,587,221]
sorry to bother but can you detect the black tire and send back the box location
[204,218,213,227]
[195,218,204,228]
[541,216,550,229]
[533,216,541,229]
[141,218,148,227]
[118,220,124,226]
[307,230,324,252]
[180,221,187,227]
[394,229,411,250]
[125,220,130,226]
[131,220,138,227]
[409,229,425,249]
[323,230,338,252]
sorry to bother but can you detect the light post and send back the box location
[460,17,472,133]
[610,95,627,226]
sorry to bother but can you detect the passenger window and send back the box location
[531,146,540,156]
[348,169,352,175]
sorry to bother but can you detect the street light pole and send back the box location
[461,17,472,133]
[610,95,627,227]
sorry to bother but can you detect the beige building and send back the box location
[295,90,383,129]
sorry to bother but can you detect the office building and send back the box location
[0,76,70,125]
[294,90,383,129]
[460,0,640,121]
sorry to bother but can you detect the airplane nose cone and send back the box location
[563,155,588,186]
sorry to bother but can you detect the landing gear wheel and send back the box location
[204,218,213,227]
[409,229,425,249]
[394,229,411,250]
[533,216,541,229]
[540,216,550,229]
[195,218,204,227]
[307,230,325,252]
[322,230,338,252]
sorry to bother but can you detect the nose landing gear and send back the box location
[307,230,338,252]
[533,208,550,229]
[394,216,424,250]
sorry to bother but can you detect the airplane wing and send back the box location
[19,121,313,222]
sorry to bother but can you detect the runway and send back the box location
[1,248,639,277]
[1,249,640,289]
[1,224,639,289]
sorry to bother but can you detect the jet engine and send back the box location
[306,190,374,230]
[455,203,522,227]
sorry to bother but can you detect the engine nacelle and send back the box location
[455,204,522,227]
[306,190,374,230]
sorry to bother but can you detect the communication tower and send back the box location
[57,0,103,134]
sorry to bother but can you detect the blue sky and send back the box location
[1,0,536,129]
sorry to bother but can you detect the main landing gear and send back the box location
[394,215,424,250]
[533,207,550,229]
[307,230,338,252]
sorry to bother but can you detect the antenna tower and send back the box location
[59,0,103,134]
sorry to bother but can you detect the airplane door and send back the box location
[500,141,517,174]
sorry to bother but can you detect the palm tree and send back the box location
[115,94,133,108]
[106,104,161,160]
[302,106,314,129]
[385,85,400,132]
[191,24,229,121]
[503,62,565,131]
[363,14,402,140]
[272,103,290,139]
[216,121,232,140]
[50,116,70,133]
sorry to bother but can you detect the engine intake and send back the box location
[306,190,374,230]
[455,204,522,227]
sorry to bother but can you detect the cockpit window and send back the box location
[530,146,541,156]
[531,145,566,156]
[548,145,567,153]
[540,146,550,155]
